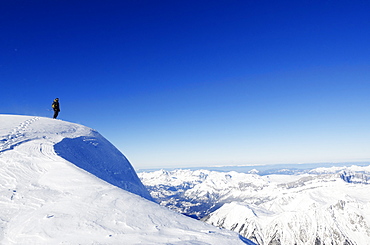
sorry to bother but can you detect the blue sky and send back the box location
[1,0,370,169]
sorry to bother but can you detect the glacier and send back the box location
[139,167,370,245]
[0,115,251,244]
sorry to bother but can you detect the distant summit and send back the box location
[140,167,370,245]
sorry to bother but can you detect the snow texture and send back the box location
[140,168,370,245]
[0,115,251,244]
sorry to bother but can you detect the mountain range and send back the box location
[139,165,370,244]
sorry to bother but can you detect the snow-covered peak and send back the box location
[54,126,153,200]
[0,115,250,244]
[140,167,370,244]
[0,114,150,200]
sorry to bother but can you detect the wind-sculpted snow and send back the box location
[54,133,152,200]
[139,167,370,245]
[0,116,40,153]
[0,115,251,244]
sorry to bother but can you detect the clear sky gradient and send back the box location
[1,0,370,169]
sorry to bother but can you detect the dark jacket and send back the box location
[52,99,60,112]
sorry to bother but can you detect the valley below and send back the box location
[139,165,370,245]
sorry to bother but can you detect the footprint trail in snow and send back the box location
[0,117,40,153]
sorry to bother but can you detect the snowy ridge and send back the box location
[0,116,40,153]
[139,167,370,245]
[54,130,153,200]
[0,115,250,244]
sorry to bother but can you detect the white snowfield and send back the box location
[0,115,252,245]
[140,168,370,245]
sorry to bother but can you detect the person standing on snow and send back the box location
[52,98,60,119]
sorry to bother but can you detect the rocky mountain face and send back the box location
[139,166,370,245]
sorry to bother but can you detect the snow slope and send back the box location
[0,115,251,244]
[139,168,370,245]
